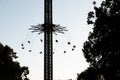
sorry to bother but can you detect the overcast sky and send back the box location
[0,0,103,80]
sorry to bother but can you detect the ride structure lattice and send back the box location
[29,0,67,80]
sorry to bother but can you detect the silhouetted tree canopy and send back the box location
[78,0,120,80]
[0,43,29,80]
[77,67,98,80]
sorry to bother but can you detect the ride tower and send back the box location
[29,0,67,80]
[44,0,53,80]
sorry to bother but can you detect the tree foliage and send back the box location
[77,67,98,80]
[0,43,29,80]
[78,0,120,80]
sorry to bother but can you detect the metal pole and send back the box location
[44,0,53,80]
[29,0,67,80]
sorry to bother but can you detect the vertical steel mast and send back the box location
[29,0,67,80]
[44,0,53,80]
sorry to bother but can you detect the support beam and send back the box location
[29,0,67,80]
[44,0,53,80]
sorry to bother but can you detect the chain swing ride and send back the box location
[21,0,77,80]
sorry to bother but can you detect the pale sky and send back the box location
[0,0,103,80]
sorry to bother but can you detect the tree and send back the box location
[77,67,98,80]
[78,0,120,80]
[0,43,29,80]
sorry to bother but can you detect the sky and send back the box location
[0,0,103,80]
